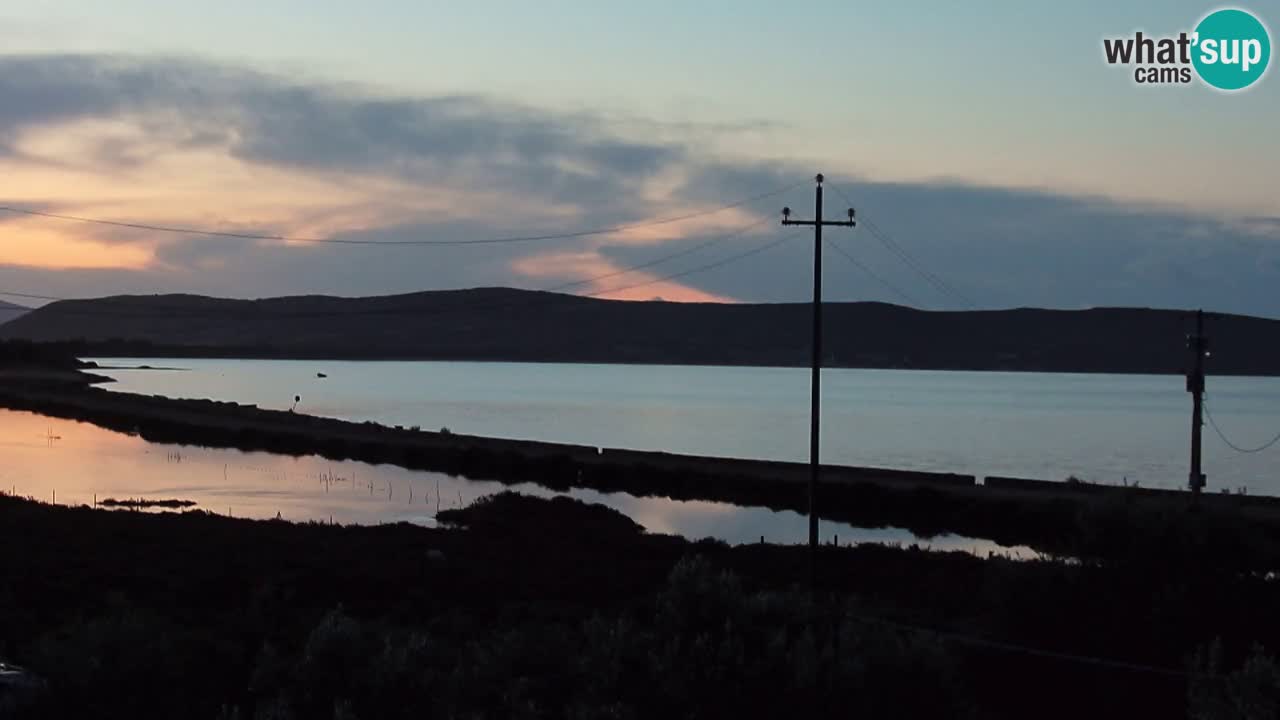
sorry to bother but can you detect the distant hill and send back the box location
[2,287,1278,375]
[0,300,29,324]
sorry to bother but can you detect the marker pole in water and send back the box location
[782,174,856,591]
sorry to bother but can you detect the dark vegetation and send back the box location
[4,288,1280,374]
[97,497,197,509]
[2,491,1280,719]
[0,340,94,369]
[436,491,645,538]
[3,342,1280,716]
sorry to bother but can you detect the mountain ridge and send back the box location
[2,288,1278,375]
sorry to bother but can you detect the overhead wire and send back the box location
[0,178,806,247]
[0,174,807,320]
[825,181,975,307]
[1204,397,1280,454]
[0,221,784,321]
[544,217,769,293]
[583,231,799,298]
[823,238,921,307]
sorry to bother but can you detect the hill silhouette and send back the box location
[0,299,29,323]
[2,287,1278,375]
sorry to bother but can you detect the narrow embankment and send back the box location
[2,375,1278,556]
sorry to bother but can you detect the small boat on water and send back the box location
[317,372,328,378]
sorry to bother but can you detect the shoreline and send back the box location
[0,366,115,385]
[89,364,189,371]
[83,353,1280,380]
[78,350,1280,377]
[4,369,1280,556]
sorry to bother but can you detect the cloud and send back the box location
[0,54,688,218]
[0,53,1278,318]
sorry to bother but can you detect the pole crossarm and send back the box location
[782,219,856,228]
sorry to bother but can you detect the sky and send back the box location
[0,1,1278,315]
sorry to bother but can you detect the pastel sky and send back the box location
[1,1,1278,315]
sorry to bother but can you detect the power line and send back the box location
[0,219,768,309]
[547,217,769,292]
[863,218,975,308]
[823,237,921,307]
[825,182,975,308]
[0,223,782,321]
[583,231,798,298]
[0,290,64,302]
[0,179,806,247]
[1204,398,1280,454]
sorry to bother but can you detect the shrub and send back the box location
[1190,641,1280,720]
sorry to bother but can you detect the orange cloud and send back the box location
[0,107,755,299]
[511,247,737,303]
[601,206,762,247]
[0,219,153,270]
[593,278,734,303]
[0,115,593,270]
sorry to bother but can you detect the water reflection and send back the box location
[0,409,1033,557]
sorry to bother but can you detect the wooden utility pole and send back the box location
[782,173,855,589]
[1187,309,1208,494]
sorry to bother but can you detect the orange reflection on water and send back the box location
[0,408,456,523]
[0,409,1034,556]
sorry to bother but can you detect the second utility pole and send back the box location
[1187,309,1208,494]
[782,173,855,590]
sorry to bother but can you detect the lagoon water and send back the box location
[91,358,1280,493]
[7,358,1275,552]
[0,408,1022,554]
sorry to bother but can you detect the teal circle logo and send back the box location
[1192,8,1271,90]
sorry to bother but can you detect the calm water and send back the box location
[92,358,1280,493]
[0,408,1019,554]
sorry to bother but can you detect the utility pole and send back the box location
[1186,309,1208,494]
[782,173,855,590]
